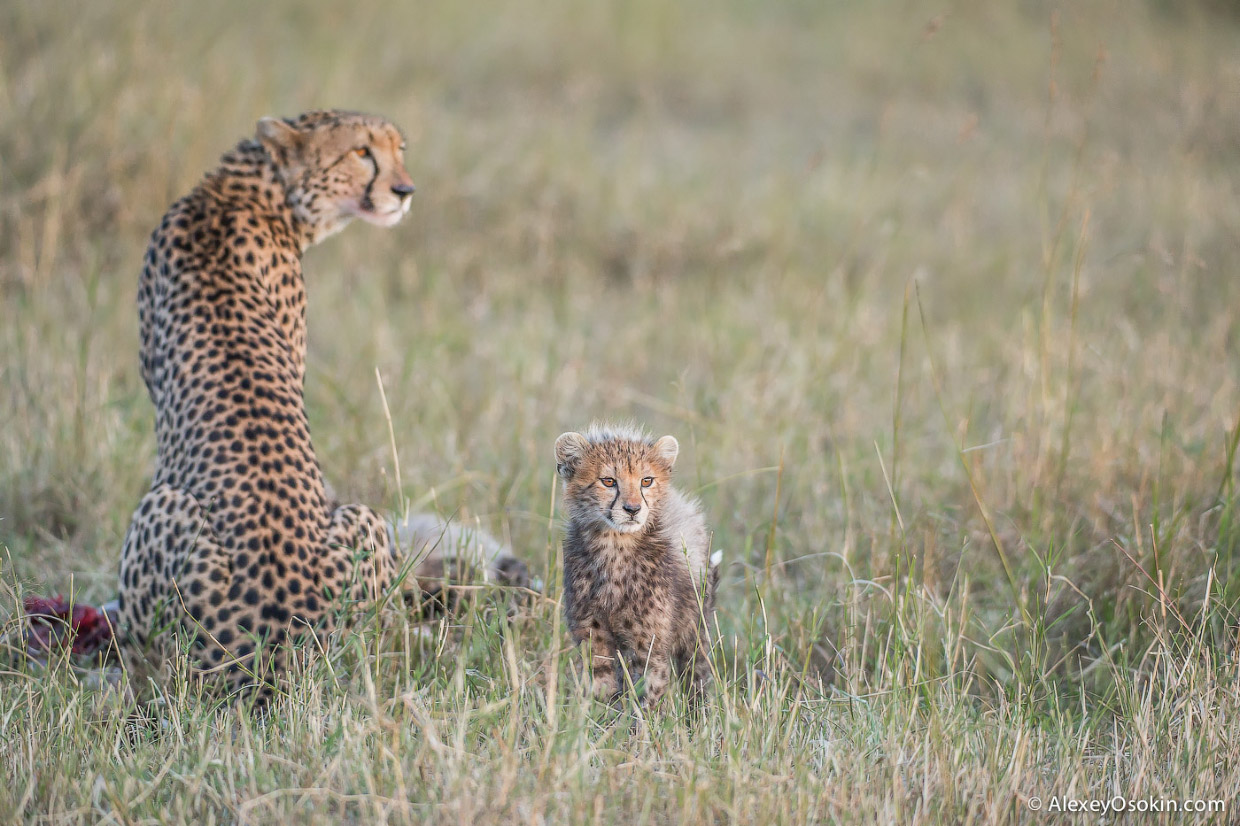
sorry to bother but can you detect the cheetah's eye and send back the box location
[600,477,616,488]
[354,147,371,159]
[641,477,654,488]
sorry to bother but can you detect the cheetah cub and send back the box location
[556,424,721,706]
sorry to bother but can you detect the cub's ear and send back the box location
[554,432,590,479]
[256,117,304,162]
[653,435,679,468]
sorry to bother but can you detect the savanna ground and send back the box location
[3,1,1240,823]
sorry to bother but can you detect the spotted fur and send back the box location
[556,424,720,706]
[117,110,416,695]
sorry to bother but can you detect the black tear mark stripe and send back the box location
[328,148,367,169]
[361,163,379,209]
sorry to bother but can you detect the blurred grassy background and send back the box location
[3,0,1240,822]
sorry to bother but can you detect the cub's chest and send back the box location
[582,536,669,611]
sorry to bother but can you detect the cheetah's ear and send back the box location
[256,117,305,161]
[555,432,590,479]
[653,435,679,469]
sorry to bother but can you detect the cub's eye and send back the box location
[399,142,407,151]
[354,147,371,159]
[600,477,616,488]
[641,477,654,488]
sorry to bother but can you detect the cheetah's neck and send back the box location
[201,141,316,251]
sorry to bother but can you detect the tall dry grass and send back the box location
[2,0,1240,822]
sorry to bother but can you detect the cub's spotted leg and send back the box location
[627,646,673,706]
[322,503,399,612]
[677,641,715,704]
[570,623,621,701]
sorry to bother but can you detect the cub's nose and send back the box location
[622,502,642,516]
[392,182,416,197]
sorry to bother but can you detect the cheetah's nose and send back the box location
[622,502,641,516]
[392,183,416,198]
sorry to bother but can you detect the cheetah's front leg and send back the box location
[570,623,622,701]
[628,647,673,706]
[677,640,714,704]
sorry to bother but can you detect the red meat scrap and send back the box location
[23,594,116,657]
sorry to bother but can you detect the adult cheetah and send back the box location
[118,110,416,695]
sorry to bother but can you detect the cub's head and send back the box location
[255,109,416,244]
[555,425,680,535]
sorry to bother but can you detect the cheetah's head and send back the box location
[256,109,415,245]
[555,425,679,535]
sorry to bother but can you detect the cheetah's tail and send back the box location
[387,512,533,591]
